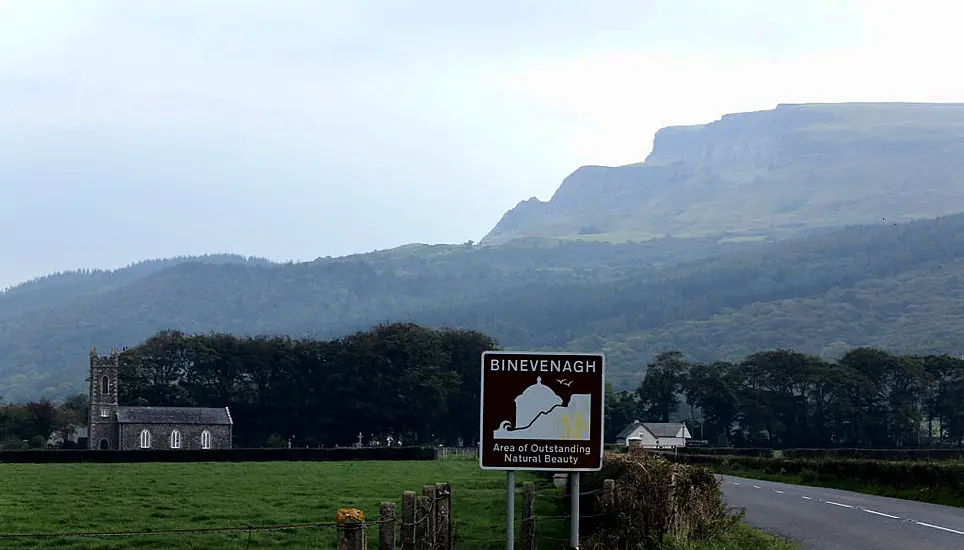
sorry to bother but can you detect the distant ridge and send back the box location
[483,102,964,245]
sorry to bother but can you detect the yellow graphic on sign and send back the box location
[559,411,589,440]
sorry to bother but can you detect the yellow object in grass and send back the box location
[337,508,364,524]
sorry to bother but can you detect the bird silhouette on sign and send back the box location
[557,379,573,387]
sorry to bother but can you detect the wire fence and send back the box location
[0,480,614,549]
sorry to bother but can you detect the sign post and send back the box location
[480,351,606,549]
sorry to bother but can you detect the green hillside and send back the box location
[421,214,964,389]
[0,254,273,322]
[2,211,964,401]
[483,102,964,245]
[0,237,759,401]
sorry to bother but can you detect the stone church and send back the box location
[88,347,233,450]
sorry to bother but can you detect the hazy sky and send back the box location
[2,0,962,288]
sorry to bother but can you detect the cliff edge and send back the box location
[482,103,964,245]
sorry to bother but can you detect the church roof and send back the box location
[116,406,233,425]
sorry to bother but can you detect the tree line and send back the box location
[117,323,497,448]
[3,323,964,450]
[609,348,964,448]
[0,395,86,449]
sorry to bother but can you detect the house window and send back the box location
[100,408,108,418]
[101,375,110,395]
[201,430,212,449]
[170,430,181,449]
[139,429,152,449]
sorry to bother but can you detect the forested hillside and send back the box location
[0,237,756,400]
[425,213,964,388]
[2,212,964,401]
[0,254,273,321]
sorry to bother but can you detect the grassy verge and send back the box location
[714,466,964,508]
[0,460,564,549]
[664,523,798,550]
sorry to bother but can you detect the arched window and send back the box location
[101,375,110,395]
[139,429,151,449]
[201,430,212,450]
[170,430,181,449]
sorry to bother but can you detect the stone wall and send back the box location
[119,423,232,451]
[88,419,118,450]
[88,349,120,449]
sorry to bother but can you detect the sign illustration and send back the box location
[479,351,605,471]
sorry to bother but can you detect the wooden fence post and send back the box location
[603,479,615,513]
[521,481,535,550]
[415,495,432,550]
[436,483,452,550]
[422,484,437,546]
[336,507,366,550]
[379,502,396,550]
[401,491,416,550]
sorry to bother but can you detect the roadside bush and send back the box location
[674,454,964,497]
[676,447,773,457]
[783,448,964,461]
[572,452,740,550]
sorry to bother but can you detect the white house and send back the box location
[615,420,692,449]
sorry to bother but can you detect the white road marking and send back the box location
[825,501,853,508]
[914,521,964,535]
[863,509,901,519]
[726,478,963,537]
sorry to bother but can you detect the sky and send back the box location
[1,0,963,289]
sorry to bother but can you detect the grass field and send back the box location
[0,459,567,549]
[0,457,796,549]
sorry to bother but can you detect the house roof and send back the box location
[615,420,644,440]
[116,406,233,425]
[616,421,690,440]
[643,422,687,438]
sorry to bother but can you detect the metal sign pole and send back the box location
[570,471,580,549]
[506,470,515,549]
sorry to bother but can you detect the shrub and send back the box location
[571,452,740,550]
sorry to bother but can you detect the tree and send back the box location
[605,382,639,442]
[636,352,689,422]
[682,361,738,445]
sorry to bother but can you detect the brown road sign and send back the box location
[479,351,605,471]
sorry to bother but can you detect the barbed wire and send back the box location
[0,521,339,539]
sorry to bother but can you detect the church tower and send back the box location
[88,346,120,450]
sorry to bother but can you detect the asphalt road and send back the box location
[720,475,964,549]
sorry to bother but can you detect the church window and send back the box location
[139,429,152,449]
[170,430,181,449]
[101,375,110,395]
[100,408,108,417]
[201,430,212,449]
